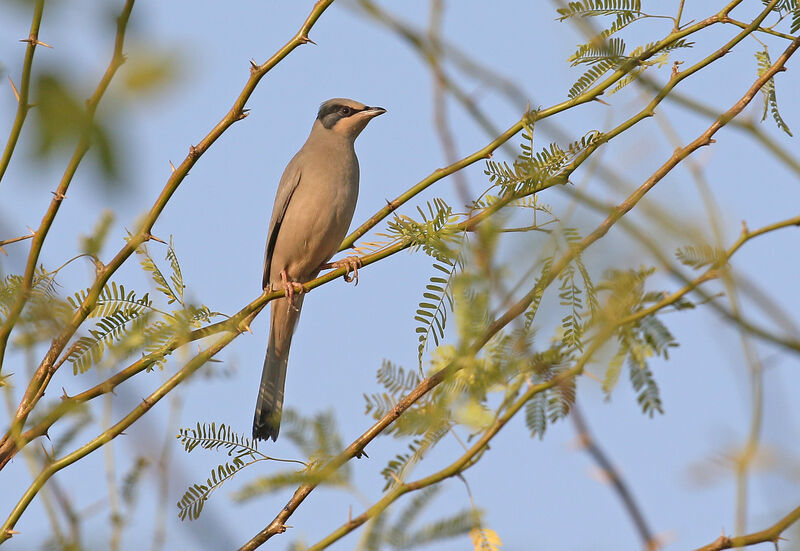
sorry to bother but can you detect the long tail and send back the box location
[253,295,304,441]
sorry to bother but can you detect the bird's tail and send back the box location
[253,295,304,441]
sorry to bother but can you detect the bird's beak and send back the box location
[364,106,387,117]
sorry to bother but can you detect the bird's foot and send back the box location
[325,256,362,285]
[280,269,305,313]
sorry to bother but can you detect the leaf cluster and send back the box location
[383,198,461,263]
[755,46,793,136]
[597,268,679,415]
[557,1,695,98]
[361,485,483,551]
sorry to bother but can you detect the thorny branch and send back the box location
[240,28,800,549]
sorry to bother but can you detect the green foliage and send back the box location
[358,485,482,550]
[415,258,460,367]
[232,409,350,503]
[177,422,260,458]
[523,363,577,439]
[675,244,726,269]
[396,508,481,549]
[525,255,554,328]
[176,422,270,521]
[524,391,548,439]
[137,239,185,305]
[364,361,427,437]
[484,123,603,197]
[121,48,180,94]
[755,46,793,136]
[792,4,800,34]
[761,0,796,10]
[57,238,221,374]
[596,268,677,415]
[80,210,115,258]
[556,1,695,99]
[567,38,693,98]
[556,0,642,20]
[33,72,119,181]
[66,308,146,374]
[384,198,460,262]
[280,408,347,462]
[68,281,152,319]
[178,456,256,521]
[1,265,73,347]
[380,425,448,491]
[121,457,150,507]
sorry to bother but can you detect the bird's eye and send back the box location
[339,106,352,116]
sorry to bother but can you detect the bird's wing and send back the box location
[263,157,303,289]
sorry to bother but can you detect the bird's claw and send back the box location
[330,256,362,285]
[280,270,305,313]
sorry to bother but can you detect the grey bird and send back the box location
[253,98,386,441]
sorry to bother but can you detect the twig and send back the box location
[0,0,335,472]
[571,405,659,550]
[693,504,800,551]
[0,231,35,255]
[339,4,737,252]
[0,0,46,184]
[0,0,137,436]
[239,30,800,548]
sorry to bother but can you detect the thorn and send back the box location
[484,151,493,159]
[61,387,71,400]
[35,39,53,49]
[51,190,65,201]
[40,442,54,461]
[4,529,20,537]
[146,233,167,244]
[298,35,316,45]
[169,160,176,173]
[355,448,369,459]
[8,76,19,102]
[0,247,5,256]
[237,109,250,121]
[249,58,259,72]
[188,144,200,158]
[592,97,611,106]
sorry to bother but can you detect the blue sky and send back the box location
[1,1,799,550]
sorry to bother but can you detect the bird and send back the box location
[253,98,386,442]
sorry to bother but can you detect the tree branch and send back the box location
[239,29,800,548]
[0,0,46,184]
[0,0,336,466]
[693,504,800,551]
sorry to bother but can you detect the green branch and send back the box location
[0,0,136,459]
[239,31,800,548]
[339,2,740,253]
[0,0,46,185]
[0,0,336,466]
[693,504,800,551]
[0,328,238,542]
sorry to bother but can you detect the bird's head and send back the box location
[316,98,386,139]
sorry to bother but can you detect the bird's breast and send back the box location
[269,151,359,283]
